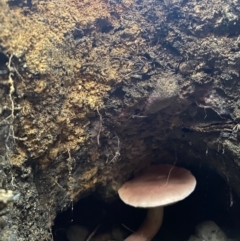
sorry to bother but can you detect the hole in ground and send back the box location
[53,164,240,241]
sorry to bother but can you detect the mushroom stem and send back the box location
[125,206,164,241]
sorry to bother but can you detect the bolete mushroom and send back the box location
[118,164,196,241]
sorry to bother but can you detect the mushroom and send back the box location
[118,164,196,241]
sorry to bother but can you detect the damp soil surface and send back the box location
[1,0,240,240]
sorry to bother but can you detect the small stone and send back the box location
[188,221,228,241]
[188,235,200,241]
[66,225,89,241]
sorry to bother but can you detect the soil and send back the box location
[0,0,240,240]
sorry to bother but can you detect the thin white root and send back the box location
[85,223,101,241]
[122,223,135,233]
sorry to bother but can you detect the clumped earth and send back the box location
[0,0,240,240]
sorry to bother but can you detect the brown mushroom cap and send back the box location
[118,164,196,208]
